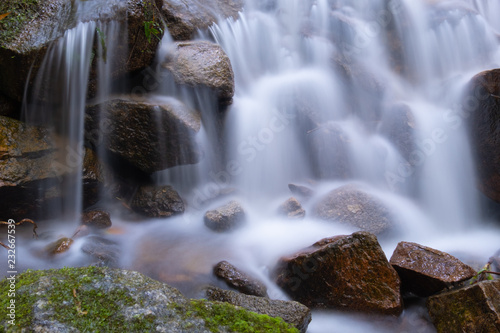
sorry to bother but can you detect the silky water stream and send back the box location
[5,0,500,332]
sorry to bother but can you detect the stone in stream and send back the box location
[389,241,476,297]
[81,209,112,230]
[288,183,315,200]
[204,200,246,232]
[278,197,306,219]
[205,286,312,333]
[81,235,120,267]
[427,279,500,333]
[45,237,74,255]
[213,261,268,297]
[274,231,403,315]
[130,185,185,218]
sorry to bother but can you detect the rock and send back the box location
[427,279,500,333]
[0,266,298,332]
[161,41,235,104]
[213,261,268,297]
[466,69,500,203]
[379,103,416,162]
[85,97,201,173]
[0,94,20,118]
[206,286,311,333]
[288,183,314,200]
[81,209,112,229]
[313,184,395,235]
[82,148,104,208]
[491,249,500,271]
[389,241,476,297]
[307,122,352,180]
[204,200,246,232]
[278,197,306,219]
[274,231,403,315]
[130,185,185,218]
[159,0,244,40]
[81,235,120,267]
[45,237,74,255]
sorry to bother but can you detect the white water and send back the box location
[5,0,500,332]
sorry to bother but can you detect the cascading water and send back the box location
[5,0,500,331]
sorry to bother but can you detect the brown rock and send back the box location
[313,184,395,235]
[390,242,476,297]
[204,200,245,232]
[274,231,402,315]
[205,286,311,333]
[161,41,235,103]
[213,261,268,297]
[130,185,185,218]
[81,209,112,229]
[427,279,500,333]
[45,237,74,255]
[278,197,306,219]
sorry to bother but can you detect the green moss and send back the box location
[0,0,40,45]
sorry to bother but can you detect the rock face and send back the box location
[0,266,298,332]
[427,279,500,333]
[466,69,500,203]
[161,41,235,104]
[390,241,476,297]
[213,261,268,297]
[85,98,201,174]
[278,197,306,219]
[206,286,311,333]
[204,200,246,232]
[159,0,244,40]
[313,184,394,235]
[274,231,403,315]
[130,185,185,218]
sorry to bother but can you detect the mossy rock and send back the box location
[0,266,299,332]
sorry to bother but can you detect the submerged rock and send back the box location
[161,41,235,104]
[81,235,120,267]
[0,266,298,332]
[274,231,403,315]
[130,185,185,218]
[206,286,311,333]
[204,200,246,232]
[278,197,306,219]
[313,184,395,235]
[390,241,476,297]
[213,261,268,297]
[427,279,500,333]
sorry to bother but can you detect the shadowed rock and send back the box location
[213,261,268,297]
[131,185,185,218]
[204,200,245,232]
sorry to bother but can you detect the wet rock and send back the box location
[427,279,500,333]
[0,266,298,332]
[278,197,306,219]
[81,209,112,229]
[81,235,120,267]
[274,231,402,315]
[82,148,104,208]
[379,103,416,162]
[390,241,476,297]
[159,0,244,40]
[161,41,235,104]
[204,200,246,232]
[130,185,185,218]
[85,97,201,173]
[288,183,314,200]
[307,122,352,180]
[213,261,268,297]
[313,184,395,235]
[45,237,74,255]
[206,286,312,333]
[466,69,500,203]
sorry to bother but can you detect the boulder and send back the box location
[390,241,476,297]
[81,209,112,229]
[213,261,268,297]
[85,97,201,173]
[0,266,298,332]
[204,200,246,232]
[313,184,394,235]
[274,231,403,315]
[278,197,306,219]
[206,286,311,333]
[159,0,244,40]
[427,279,500,333]
[130,185,185,218]
[161,41,235,104]
[466,69,500,203]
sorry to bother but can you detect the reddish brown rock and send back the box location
[278,197,305,219]
[81,209,112,229]
[274,231,402,315]
[427,279,500,333]
[45,237,74,255]
[204,200,245,232]
[390,242,476,297]
[213,261,268,297]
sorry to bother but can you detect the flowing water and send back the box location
[5,0,500,332]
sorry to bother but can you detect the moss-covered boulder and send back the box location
[0,266,299,332]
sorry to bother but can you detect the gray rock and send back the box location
[379,103,416,162]
[81,235,120,267]
[213,261,268,297]
[278,197,306,219]
[206,286,311,333]
[288,184,314,200]
[131,185,185,218]
[204,200,245,232]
